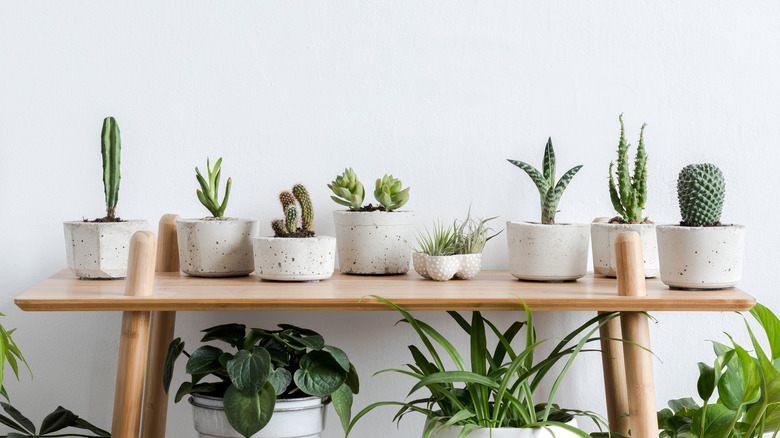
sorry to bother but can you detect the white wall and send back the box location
[1,1,778,436]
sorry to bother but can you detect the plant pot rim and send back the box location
[253,235,335,241]
[591,221,656,228]
[656,223,744,231]
[506,220,587,228]
[63,219,147,225]
[333,209,414,213]
[189,393,323,412]
[177,217,258,223]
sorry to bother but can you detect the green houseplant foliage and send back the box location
[346,297,622,437]
[195,157,232,218]
[657,303,780,438]
[608,114,649,223]
[327,168,364,210]
[101,116,121,220]
[507,138,583,224]
[163,323,359,438]
[676,163,725,227]
[271,184,315,237]
[374,174,410,211]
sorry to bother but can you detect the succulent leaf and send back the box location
[195,158,231,218]
[542,137,556,188]
[506,159,548,200]
[373,174,409,211]
[328,168,364,210]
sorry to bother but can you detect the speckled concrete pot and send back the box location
[424,419,579,438]
[252,236,336,281]
[454,254,482,279]
[591,222,659,278]
[333,210,415,275]
[63,220,149,279]
[657,224,745,289]
[414,254,483,281]
[425,256,460,281]
[506,221,589,281]
[176,218,259,277]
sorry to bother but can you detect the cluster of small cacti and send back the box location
[677,163,725,227]
[272,184,315,237]
[101,116,121,220]
[507,137,582,224]
[328,168,410,211]
[608,114,649,223]
[195,157,232,218]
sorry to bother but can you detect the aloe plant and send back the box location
[608,114,649,223]
[101,116,121,220]
[507,137,582,224]
[195,157,232,218]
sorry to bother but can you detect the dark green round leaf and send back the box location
[0,402,35,434]
[227,348,271,395]
[345,363,360,394]
[325,345,350,371]
[39,406,78,434]
[690,403,737,438]
[186,346,224,375]
[293,351,347,396]
[697,362,716,401]
[162,338,185,393]
[224,382,276,438]
[267,367,292,396]
[201,323,247,347]
[331,383,353,433]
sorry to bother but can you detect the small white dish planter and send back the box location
[425,419,579,438]
[506,221,589,281]
[656,224,745,289]
[176,218,259,277]
[190,394,324,438]
[590,222,659,278]
[63,220,149,279]
[252,236,336,281]
[413,253,482,281]
[333,210,415,275]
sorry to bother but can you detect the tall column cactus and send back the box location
[677,163,725,226]
[101,117,121,219]
[608,114,648,223]
[272,185,315,237]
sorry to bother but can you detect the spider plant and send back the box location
[415,221,460,256]
[346,297,625,437]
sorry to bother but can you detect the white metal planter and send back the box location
[425,419,579,438]
[413,253,482,281]
[333,210,415,275]
[190,394,324,438]
[63,220,149,279]
[590,222,659,278]
[252,236,336,281]
[656,224,745,289]
[506,221,589,281]
[176,218,259,277]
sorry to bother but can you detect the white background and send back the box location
[1,1,778,437]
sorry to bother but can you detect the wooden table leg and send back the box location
[140,214,180,438]
[615,231,658,437]
[599,311,630,436]
[112,231,157,438]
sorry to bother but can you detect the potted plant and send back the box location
[176,158,259,277]
[506,137,587,281]
[163,323,359,438]
[591,114,659,278]
[328,168,415,275]
[253,184,336,281]
[657,303,778,437]
[346,297,619,437]
[413,211,501,281]
[63,116,148,279]
[656,163,745,289]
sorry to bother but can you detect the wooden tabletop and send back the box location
[14,269,755,312]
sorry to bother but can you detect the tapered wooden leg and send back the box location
[112,231,157,438]
[140,214,181,438]
[599,311,630,436]
[615,232,658,437]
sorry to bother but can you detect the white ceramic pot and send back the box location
[506,221,589,281]
[333,210,415,275]
[414,254,483,281]
[425,419,579,438]
[176,218,259,277]
[190,394,324,438]
[63,220,149,279]
[252,236,336,281]
[590,222,659,278]
[656,224,745,289]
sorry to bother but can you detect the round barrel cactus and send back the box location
[677,163,725,226]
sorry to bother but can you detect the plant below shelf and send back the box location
[163,323,359,438]
[608,114,650,224]
[346,297,621,437]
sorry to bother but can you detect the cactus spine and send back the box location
[273,185,315,237]
[101,117,121,219]
[608,114,648,223]
[507,137,582,224]
[677,163,725,226]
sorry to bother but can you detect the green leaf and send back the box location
[732,339,761,405]
[332,383,353,433]
[227,348,271,395]
[71,417,111,437]
[162,338,184,393]
[542,137,556,187]
[345,363,360,394]
[200,323,246,347]
[0,403,34,434]
[507,159,549,199]
[174,382,217,403]
[690,403,738,438]
[668,397,700,413]
[0,412,28,434]
[750,303,780,360]
[294,351,347,396]
[409,370,499,396]
[224,382,276,438]
[267,367,292,395]
[39,406,78,434]
[186,346,224,375]
[325,345,350,371]
[697,362,716,401]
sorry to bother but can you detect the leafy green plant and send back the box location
[328,168,364,210]
[163,323,359,438]
[101,117,121,221]
[507,137,583,224]
[454,210,502,255]
[346,297,623,437]
[271,184,315,237]
[676,163,725,227]
[608,114,649,224]
[195,157,232,218]
[374,175,410,211]
[328,169,410,211]
[415,221,460,256]
[658,303,780,438]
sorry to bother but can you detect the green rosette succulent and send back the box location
[374,175,409,211]
[328,168,364,210]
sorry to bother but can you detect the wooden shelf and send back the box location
[15,269,755,312]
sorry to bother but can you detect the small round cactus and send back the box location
[677,163,725,226]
